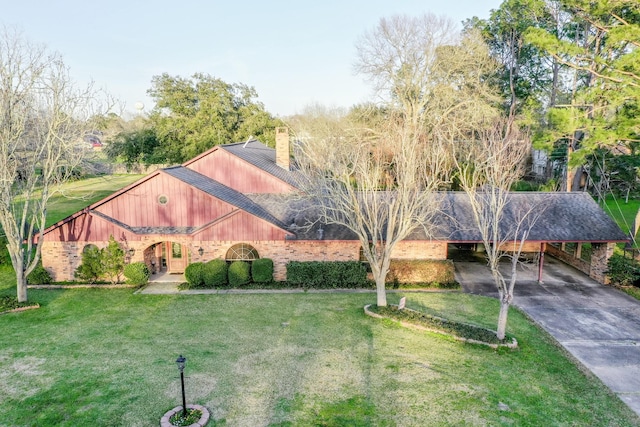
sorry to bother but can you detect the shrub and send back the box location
[228,261,251,287]
[607,254,640,286]
[74,245,104,283]
[185,262,205,288]
[102,235,125,284]
[0,235,10,266]
[203,259,228,287]
[251,258,273,283]
[370,305,514,345]
[123,262,150,286]
[27,265,52,285]
[386,259,455,286]
[286,261,368,288]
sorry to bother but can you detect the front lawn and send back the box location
[0,271,638,426]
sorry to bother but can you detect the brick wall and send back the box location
[44,237,450,283]
[390,240,447,260]
[546,244,591,276]
[42,241,84,281]
[590,242,616,284]
[545,242,615,284]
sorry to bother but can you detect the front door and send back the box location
[165,242,187,273]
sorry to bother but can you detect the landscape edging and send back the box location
[160,404,210,427]
[364,304,518,349]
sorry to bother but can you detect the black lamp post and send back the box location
[176,355,187,417]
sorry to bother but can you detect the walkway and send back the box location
[455,256,640,417]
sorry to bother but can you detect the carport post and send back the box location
[537,242,545,284]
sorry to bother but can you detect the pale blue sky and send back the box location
[2,0,503,117]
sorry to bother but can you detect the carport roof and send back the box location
[249,191,629,243]
[438,191,629,243]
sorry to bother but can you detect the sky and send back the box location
[2,0,503,118]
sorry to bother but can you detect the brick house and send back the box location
[40,130,628,283]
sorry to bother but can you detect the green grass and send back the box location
[0,269,638,426]
[45,174,144,226]
[601,195,640,240]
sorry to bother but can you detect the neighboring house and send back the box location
[40,129,628,284]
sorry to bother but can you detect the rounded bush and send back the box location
[204,259,228,287]
[27,265,53,285]
[123,262,151,286]
[251,258,273,283]
[228,261,250,287]
[185,262,205,288]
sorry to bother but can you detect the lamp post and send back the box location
[176,355,187,417]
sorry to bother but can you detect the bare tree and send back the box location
[454,119,545,340]
[291,15,503,306]
[294,113,448,307]
[0,29,106,302]
[355,14,502,139]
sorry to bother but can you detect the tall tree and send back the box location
[147,73,283,163]
[294,110,449,307]
[526,0,640,187]
[454,119,545,340]
[355,15,501,137]
[465,0,554,117]
[294,15,501,306]
[0,29,106,302]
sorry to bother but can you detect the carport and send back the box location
[441,192,629,285]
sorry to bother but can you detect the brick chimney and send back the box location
[275,127,290,170]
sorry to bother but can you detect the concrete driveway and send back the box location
[455,256,640,417]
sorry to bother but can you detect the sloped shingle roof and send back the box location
[220,140,300,188]
[162,166,290,231]
[437,192,628,242]
[249,191,628,243]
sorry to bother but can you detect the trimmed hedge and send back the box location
[251,258,273,283]
[27,265,53,285]
[123,262,151,286]
[204,259,228,287]
[185,262,205,288]
[286,261,368,288]
[228,261,251,286]
[386,259,455,285]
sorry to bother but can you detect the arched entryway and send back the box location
[145,241,188,274]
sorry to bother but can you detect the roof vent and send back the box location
[242,135,254,148]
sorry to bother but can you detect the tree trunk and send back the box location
[375,275,387,307]
[16,270,27,303]
[496,298,510,340]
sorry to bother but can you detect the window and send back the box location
[158,194,169,205]
[171,242,182,259]
[225,243,259,261]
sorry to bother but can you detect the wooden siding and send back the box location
[94,172,234,227]
[194,210,289,241]
[187,149,294,193]
[43,212,139,242]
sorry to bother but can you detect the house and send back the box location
[40,129,628,284]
